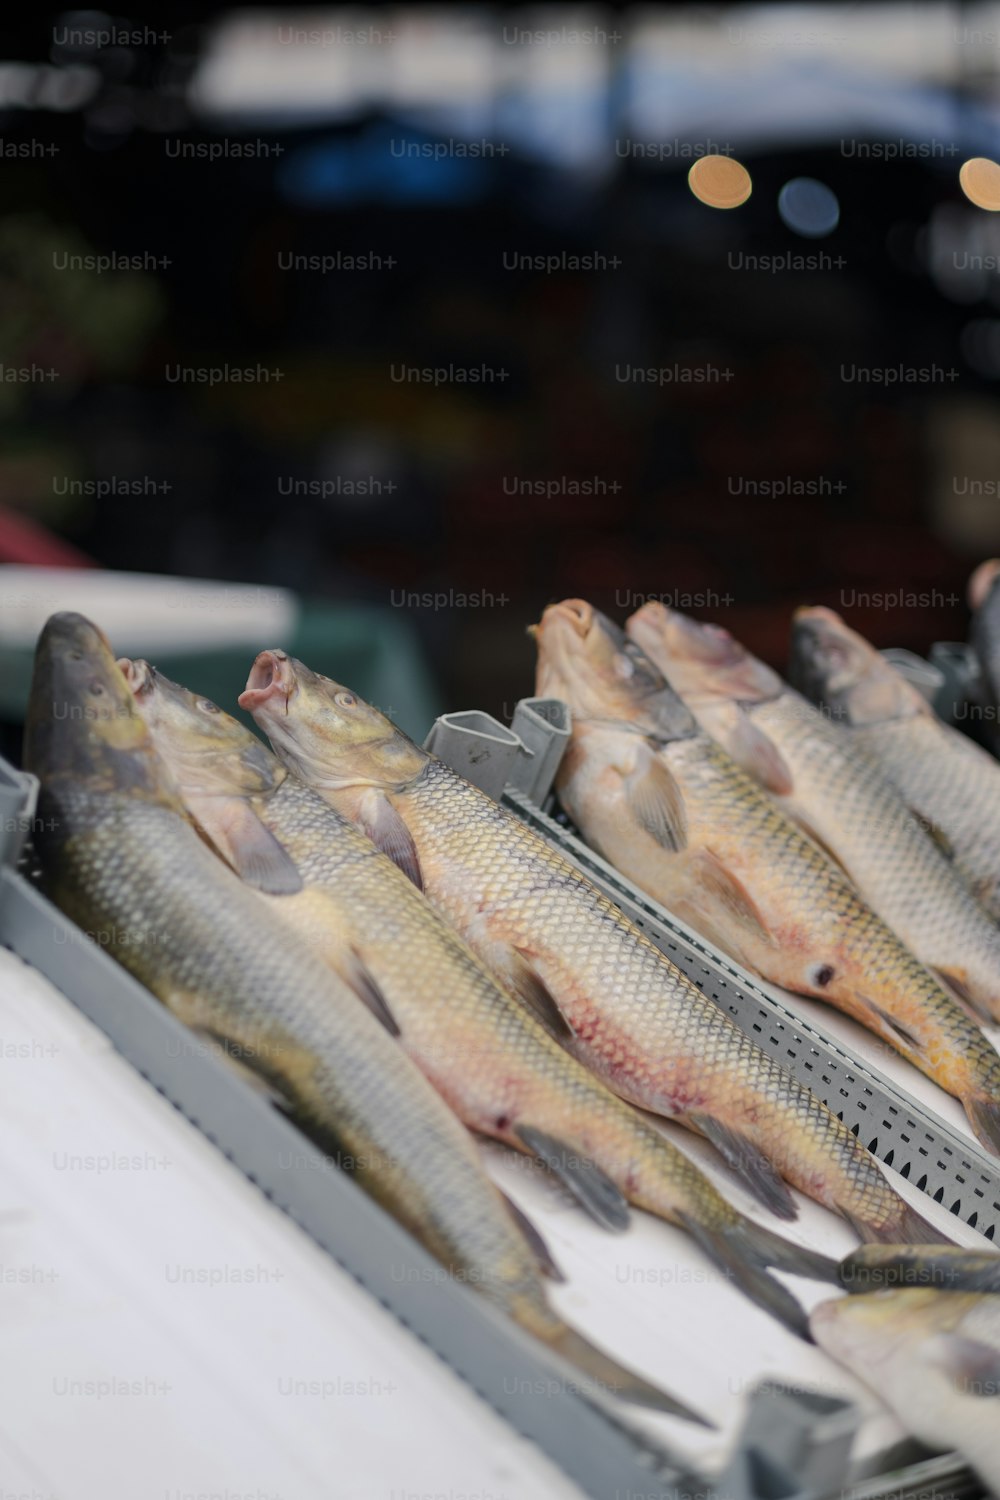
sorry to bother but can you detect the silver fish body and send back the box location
[812,1289,1000,1494]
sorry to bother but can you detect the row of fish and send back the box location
[21,607,1000,1484]
[527,588,1000,1491]
[533,598,1000,1153]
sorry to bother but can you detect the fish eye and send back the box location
[335,691,357,709]
[67,650,83,662]
[198,699,220,714]
[90,682,104,696]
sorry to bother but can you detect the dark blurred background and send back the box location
[4,2,1000,729]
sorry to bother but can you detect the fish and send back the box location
[122,658,837,1338]
[786,606,1000,925]
[538,599,1000,1155]
[811,1289,1000,1494]
[628,599,1000,1032]
[24,613,702,1421]
[969,558,1000,755]
[239,646,946,1246]
[839,1245,1000,1295]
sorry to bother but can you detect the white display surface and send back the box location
[0,943,985,1498]
[0,948,581,1500]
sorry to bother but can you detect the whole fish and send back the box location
[25,613,697,1419]
[123,659,836,1337]
[538,600,1000,1155]
[811,1289,1000,1494]
[839,1245,1000,1294]
[239,647,945,1245]
[969,558,1000,755]
[628,600,1000,1029]
[788,606,1000,924]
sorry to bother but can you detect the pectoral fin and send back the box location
[188,1026,295,1111]
[785,811,855,882]
[726,710,794,796]
[500,1191,565,1281]
[931,967,996,1026]
[858,997,924,1054]
[688,849,775,951]
[337,949,402,1037]
[209,800,304,895]
[687,1112,797,1221]
[515,1124,630,1232]
[359,790,423,889]
[624,752,687,851]
[505,948,574,1040]
[919,816,956,862]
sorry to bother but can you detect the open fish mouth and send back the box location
[117,657,155,698]
[240,650,293,712]
[790,609,856,684]
[549,599,630,654]
[539,598,598,642]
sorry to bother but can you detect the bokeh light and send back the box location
[778,177,840,237]
[961,318,1000,375]
[687,154,752,209]
[960,157,1000,211]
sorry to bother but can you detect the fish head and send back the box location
[24,612,166,797]
[810,1289,906,1372]
[533,599,697,740]
[812,1288,995,1389]
[119,658,281,799]
[626,602,783,707]
[789,607,921,727]
[239,650,426,789]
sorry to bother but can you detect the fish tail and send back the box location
[677,1213,818,1341]
[844,1198,957,1247]
[964,1092,1000,1156]
[734,1217,841,1284]
[838,1248,1000,1294]
[546,1324,714,1424]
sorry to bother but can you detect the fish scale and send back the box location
[242,646,949,1241]
[29,615,720,1421]
[332,751,918,1239]
[623,602,1000,1150]
[786,606,1000,929]
[663,732,1000,1091]
[633,599,1000,1026]
[130,665,841,1336]
[849,715,1000,923]
[225,774,743,1220]
[753,689,1000,988]
[47,787,552,1327]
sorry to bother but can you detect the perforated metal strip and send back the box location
[503,789,1000,1242]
